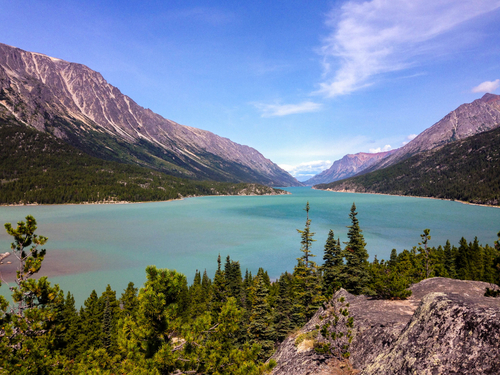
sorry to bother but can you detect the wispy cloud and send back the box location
[369,144,392,153]
[279,160,332,180]
[472,79,500,93]
[317,0,500,97]
[255,101,323,117]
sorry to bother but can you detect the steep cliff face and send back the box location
[369,93,500,171]
[303,150,396,186]
[270,278,500,375]
[0,43,300,186]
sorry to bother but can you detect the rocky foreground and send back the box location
[270,278,500,375]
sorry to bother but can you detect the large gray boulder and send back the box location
[270,278,500,375]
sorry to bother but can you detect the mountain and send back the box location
[303,150,396,186]
[366,93,500,172]
[0,113,288,205]
[314,125,500,205]
[0,43,300,187]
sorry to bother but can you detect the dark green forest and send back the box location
[0,117,284,205]
[1,206,499,374]
[315,126,500,205]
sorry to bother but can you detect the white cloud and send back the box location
[369,144,392,153]
[402,133,418,145]
[472,79,500,93]
[255,101,323,117]
[317,0,500,97]
[279,160,332,180]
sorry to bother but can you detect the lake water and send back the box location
[1,187,499,305]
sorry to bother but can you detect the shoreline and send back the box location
[313,187,500,209]
[0,190,291,207]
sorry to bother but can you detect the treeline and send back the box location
[315,126,500,205]
[1,207,499,373]
[0,118,282,204]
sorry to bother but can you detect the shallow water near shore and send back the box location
[1,187,499,306]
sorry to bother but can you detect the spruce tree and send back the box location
[443,240,457,279]
[341,203,373,295]
[247,273,274,360]
[322,230,344,297]
[274,272,293,341]
[292,203,323,324]
[211,254,227,317]
[418,229,432,279]
[120,281,139,319]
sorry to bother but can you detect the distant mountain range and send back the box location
[0,43,300,187]
[314,93,500,205]
[303,150,396,186]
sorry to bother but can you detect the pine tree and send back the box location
[120,281,139,319]
[296,202,316,267]
[418,229,432,279]
[247,273,274,360]
[444,240,457,279]
[341,203,373,295]
[322,230,344,297]
[101,297,112,351]
[292,203,323,324]
[211,254,228,317]
[79,290,103,351]
[456,237,471,280]
[274,272,293,341]
[225,256,243,305]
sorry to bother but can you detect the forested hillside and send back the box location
[1,207,498,373]
[0,116,285,204]
[315,126,500,205]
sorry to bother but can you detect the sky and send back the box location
[1,0,500,181]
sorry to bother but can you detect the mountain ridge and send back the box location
[365,93,500,172]
[0,43,300,187]
[303,150,396,186]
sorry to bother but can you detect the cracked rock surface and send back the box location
[270,278,500,375]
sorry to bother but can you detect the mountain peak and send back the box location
[479,92,500,104]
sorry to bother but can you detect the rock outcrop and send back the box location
[0,43,300,186]
[270,278,500,375]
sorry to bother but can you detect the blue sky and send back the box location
[1,0,500,181]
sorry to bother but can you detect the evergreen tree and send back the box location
[418,229,432,278]
[456,237,472,280]
[120,281,139,319]
[341,203,373,295]
[247,273,274,360]
[296,202,316,266]
[274,272,293,342]
[211,254,228,317]
[79,290,103,352]
[322,230,344,297]
[443,240,457,279]
[292,203,323,324]
[0,216,64,372]
[101,297,112,351]
[225,256,243,305]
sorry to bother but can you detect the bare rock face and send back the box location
[0,43,300,186]
[270,278,500,375]
[303,150,396,186]
[371,93,500,171]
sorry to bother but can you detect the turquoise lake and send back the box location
[1,187,499,306]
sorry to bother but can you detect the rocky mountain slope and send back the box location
[314,125,500,205]
[0,43,300,187]
[270,278,500,375]
[303,150,396,186]
[367,93,500,172]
